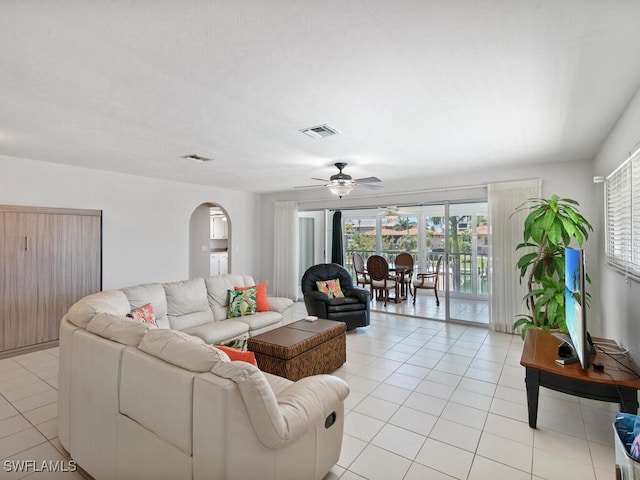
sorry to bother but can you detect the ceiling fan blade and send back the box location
[294,184,325,189]
[354,176,381,184]
[359,183,384,190]
[310,177,329,182]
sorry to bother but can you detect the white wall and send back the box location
[260,158,600,328]
[189,203,211,279]
[0,154,261,289]
[593,86,640,357]
[2,149,604,331]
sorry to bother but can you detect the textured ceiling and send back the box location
[1,1,640,194]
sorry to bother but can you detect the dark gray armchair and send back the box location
[301,263,370,330]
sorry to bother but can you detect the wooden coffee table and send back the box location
[247,319,346,381]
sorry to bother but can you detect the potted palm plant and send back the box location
[512,195,593,338]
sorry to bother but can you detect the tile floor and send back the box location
[0,348,86,479]
[0,307,618,480]
[328,310,617,480]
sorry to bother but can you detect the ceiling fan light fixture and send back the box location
[327,181,354,198]
[294,161,382,197]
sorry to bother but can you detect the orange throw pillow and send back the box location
[214,345,258,366]
[235,282,270,312]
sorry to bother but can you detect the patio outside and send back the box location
[343,205,489,325]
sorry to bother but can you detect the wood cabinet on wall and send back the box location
[0,205,102,357]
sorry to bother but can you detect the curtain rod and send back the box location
[295,183,488,205]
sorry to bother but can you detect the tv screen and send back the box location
[565,247,591,369]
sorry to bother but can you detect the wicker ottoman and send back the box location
[247,319,346,381]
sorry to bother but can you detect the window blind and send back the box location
[606,147,640,277]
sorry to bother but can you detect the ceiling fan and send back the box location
[294,162,383,198]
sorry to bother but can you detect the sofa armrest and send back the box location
[210,362,348,449]
[267,296,294,313]
[276,375,349,441]
[304,291,331,304]
[343,287,370,304]
[303,291,331,318]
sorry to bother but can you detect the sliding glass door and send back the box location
[341,201,489,325]
[446,203,489,323]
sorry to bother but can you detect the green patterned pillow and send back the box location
[227,287,257,318]
[215,335,248,351]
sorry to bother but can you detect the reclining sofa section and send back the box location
[57,274,349,480]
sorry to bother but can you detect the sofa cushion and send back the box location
[163,278,214,330]
[67,290,130,328]
[214,345,257,366]
[86,313,156,346]
[126,303,157,326]
[215,335,249,351]
[267,296,294,314]
[120,348,198,457]
[235,283,270,312]
[227,288,257,318]
[138,329,229,372]
[121,283,170,328]
[182,320,249,345]
[205,274,256,321]
[327,296,368,312]
[316,279,345,299]
[233,311,282,333]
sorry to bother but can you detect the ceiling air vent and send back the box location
[181,154,214,163]
[300,124,341,139]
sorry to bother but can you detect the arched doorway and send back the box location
[189,203,231,279]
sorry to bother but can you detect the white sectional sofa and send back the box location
[57,274,349,480]
[120,274,295,345]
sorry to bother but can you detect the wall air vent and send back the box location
[181,154,214,163]
[300,124,341,139]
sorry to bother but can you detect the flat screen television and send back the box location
[564,247,591,369]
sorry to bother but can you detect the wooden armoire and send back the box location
[0,205,102,357]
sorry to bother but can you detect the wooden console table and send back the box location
[520,329,640,428]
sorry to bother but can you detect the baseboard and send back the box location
[0,340,59,360]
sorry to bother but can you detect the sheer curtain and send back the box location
[273,201,299,300]
[488,179,542,333]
